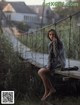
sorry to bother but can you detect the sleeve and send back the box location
[47,43,52,69]
[58,42,66,68]
[52,40,58,58]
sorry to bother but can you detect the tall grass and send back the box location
[0,32,43,100]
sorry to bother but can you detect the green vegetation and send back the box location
[18,31,49,53]
[0,32,43,100]
[17,22,30,32]
[53,0,80,18]
[15,97,80,105]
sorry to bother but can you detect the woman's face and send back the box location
[48,31,55,41]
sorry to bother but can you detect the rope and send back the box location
[42,28,45,66]
[68,16,72,68]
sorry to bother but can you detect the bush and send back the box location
[17,22,30,32]
[0,32,42,100]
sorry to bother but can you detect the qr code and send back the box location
[1,91,14,104]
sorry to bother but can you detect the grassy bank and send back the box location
[15,96,80,105]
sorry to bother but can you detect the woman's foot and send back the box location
[41,88,56,101]
[41,91,49,101]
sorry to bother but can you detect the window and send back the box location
[7,14,11,20]
[24,16,29,21]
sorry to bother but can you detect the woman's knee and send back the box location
[38,68,49,76]
[38,68,45,75]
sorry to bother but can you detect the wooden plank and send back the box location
[28,58,80,79]
[55,70,80,79]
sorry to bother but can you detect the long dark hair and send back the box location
[47,29,63,49]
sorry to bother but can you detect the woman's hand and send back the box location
[52,37,57,42]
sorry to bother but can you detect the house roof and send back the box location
[29,5,51,16]
[0,2,37,14]
[29,5,59,20]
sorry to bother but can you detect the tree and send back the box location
[52,0,80,19]
[17,22,30,32]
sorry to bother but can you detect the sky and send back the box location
[6,0,66,5]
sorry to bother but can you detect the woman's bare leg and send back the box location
[38,68,56,100]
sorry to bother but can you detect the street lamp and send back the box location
[40,0,45,28]
[40,16,42,28]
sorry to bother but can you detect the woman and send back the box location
[38,29,66,101]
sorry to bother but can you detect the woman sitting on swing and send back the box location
[38,29,66,101]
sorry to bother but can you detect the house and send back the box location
[0,1,40,32]
[29,5,59,26]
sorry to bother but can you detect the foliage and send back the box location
[0,32,43,100]
[53,0,80,18]
[15,97,80,105]
[18,31,49,53]
[17,22,30,32]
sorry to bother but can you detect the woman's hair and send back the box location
[47,29,63,49]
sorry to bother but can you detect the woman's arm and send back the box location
[52,39,58,58]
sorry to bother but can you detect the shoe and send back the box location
[61,66,79,71]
